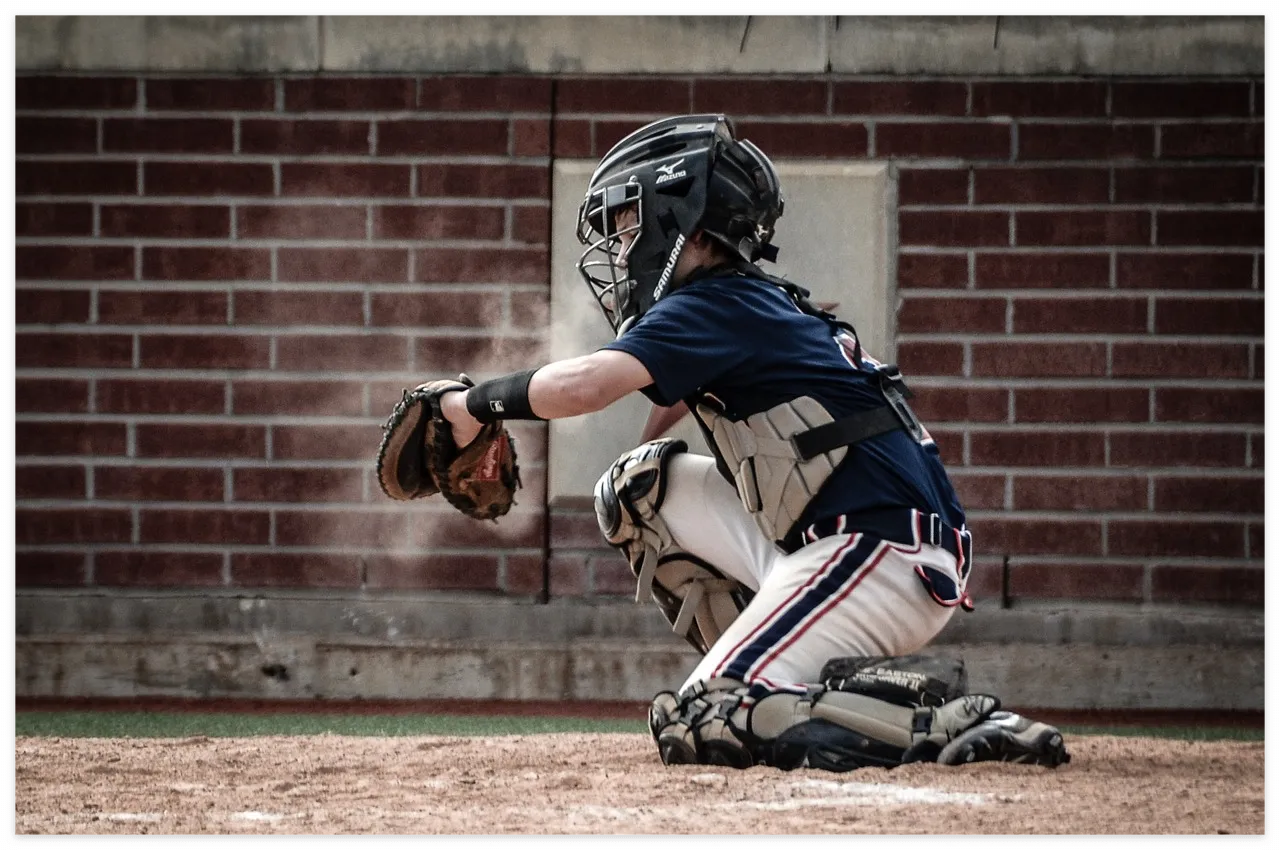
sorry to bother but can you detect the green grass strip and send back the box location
[13,711,1263,742]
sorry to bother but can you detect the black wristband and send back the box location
[465,368,544,422]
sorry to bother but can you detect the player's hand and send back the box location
[439,389,483,448]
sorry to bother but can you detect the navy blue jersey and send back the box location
[603,272,966,536]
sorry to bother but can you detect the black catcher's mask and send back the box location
[575,114,784,337]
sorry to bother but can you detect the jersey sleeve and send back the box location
[602,283,753,407]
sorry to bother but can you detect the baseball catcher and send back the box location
[388,114,1068,771]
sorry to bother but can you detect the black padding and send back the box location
[822,654,969,708]
[762,719,905,772]
[790,407,902,460]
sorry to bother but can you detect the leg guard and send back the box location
[595,439,753,654]
[647,678,1000,773]
[820,653,969,708]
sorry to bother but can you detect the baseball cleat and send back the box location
[936,710,1071,768]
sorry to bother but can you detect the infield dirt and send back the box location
[15,732,1263,834]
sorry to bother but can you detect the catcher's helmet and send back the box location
[575,114,784,336]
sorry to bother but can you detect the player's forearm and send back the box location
[528,351,651,419]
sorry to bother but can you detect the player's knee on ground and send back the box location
[647,677,1002,772]
[594,439,752,654]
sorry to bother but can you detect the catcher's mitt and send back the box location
[375,375,521,521]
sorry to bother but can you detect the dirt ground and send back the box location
[14,731,1264,835]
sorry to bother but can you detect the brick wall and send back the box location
[15,74,1264,608]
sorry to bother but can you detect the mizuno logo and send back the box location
[654,157,688,185]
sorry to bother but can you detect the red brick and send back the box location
[972,82,1107,117]
[593,557,638,596]
[237,204,368,240]
[1112,342,1250,379]
[274,509,408,548]
[899,211,1009,247]
[1109,431,1246,468]
[410,509,544,549]
[971,342,1106,378]
[16,379,89,413]
[556,78,689,114]
[15,203,93,237]
[1157,211,1263,248]
[1015,387,1149,424]
[101,204,230,238]
[1013,474,1147,511]
[1012,297,1147,334]
[138,335,270,370]
[285,78,415,111]
[909,386,1008,424]
[15,333,133,368]
[1110,521,1245,558]
[98,290,228,325]
[240,119,372,155]
[898,169,969,206]
[898,296,1005,334]
[139,509,270,545]
[15,290,90,325]
[510,290,550,331]
[233,467,363,503]
[277,247,408,283]
[1016,211,1150,247]
[1154,476,1263,514]
[1018,124,1155,160]
[418,76,551,111]
[897,254,969,289]
[1116,253,1254,290]
[1150,564,1261,606]
[1156,387,1263,425]
[732,121,868,158]
[378,119,509,156]
[1154,297,1264,336]
[16,117,97,154]
[275,334,409,372]
[230,554,359,589]
[548,553,588,596]
[146,78,276,111]
[974,168,1109,204]
[15,552,86,588]
[144,162,274,196]
[417,163,548,199]
[1114,166,1256,204]
[363,554,500,592]
[550,511,606,549]
[969,431,1105,467]
[142,246,270,281]
[16,160,137,196]
[506,554,546,596]
[16,76,136,110]
[373,205,505,241]
[96,466,225,502]
[232,380,365,416]
[512,119,550,156]
[369,291,504,329]
[693,79,827,115]
[415,247,547,284]
[234,290,364,326]
[922,426,963,462]
[969,518,1103,556]
[1113,82,1252,118]
[15,465,86,500]
[104,118,233,153]
[894,342,964,377]
[135,423,266,459]
[16,422,126,457]
[1008,563,1145,602]
[1161,123,1264,159]
[1248,522,1263,556]
[877,123,1010,159]
[272,424,375,461]
[553,119,592,156]
[96,379,225,415]
[1257,82,1265,117]
[414,334,547,374]
[17,246,135,281]
[281,163,411,198]
[15,506,131,547]
[96,552,225,588]
[948,473,1006,509]
[832,81,966,116]
[511,206,550,245]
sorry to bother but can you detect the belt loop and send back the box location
[927,513,942,546]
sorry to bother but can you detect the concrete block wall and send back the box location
[15,70,1264,609]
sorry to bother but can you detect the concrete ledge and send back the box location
[17,16,1263,75]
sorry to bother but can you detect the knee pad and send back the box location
[647,679,1000,773]
[595,440,752,654]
